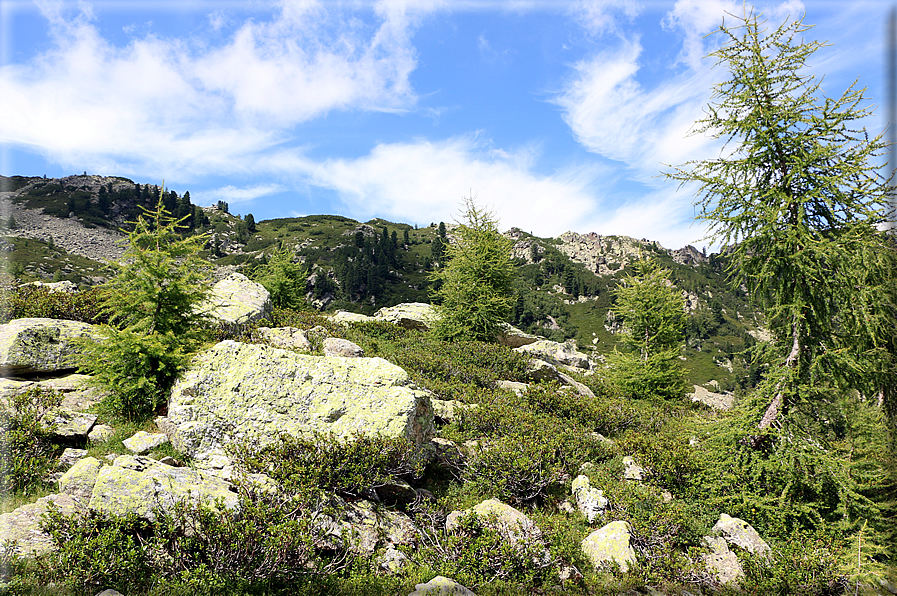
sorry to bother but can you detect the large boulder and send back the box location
[88,455,238,521]
[374,303,438,331]
[331,311,375,325]
[581,520,637,573]
[0,493,84,557]
[0,318,98,376]
[710,513,770,556]
[163,341,435,460]
[495,323,541,348]
[446,499,543,546]
[702,536,744,584]
[514,340,592,370]
[200,273,271,325]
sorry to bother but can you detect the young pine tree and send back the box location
[608,259,688,400]
[430,197,515,342]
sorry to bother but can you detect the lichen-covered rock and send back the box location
[689,385,735,411]
[89,455,238,521]
[88,424,115,443]
[495,323,540,348]
[622,456,646,481]
[331,311,375,325]
[571,475,608,523]
[702,535,744,584]
[323,337,365,358]
[0,493,84,557]
[0,318,99,376]
[59,456,102,499]
[374,303,438,331]
[164,341,435,460]
[253,326,312,351]
[122,431,169,454]
[495,380,528,395]
[446,499,543,546]
[48,408,97,438]
[581,520,637,573]
[525,359,563,383]
[556,371,596,398]
[515,340,592,370]
[200,273,271,324]
[711,513,770,556]
[317,497,418,555]
[408,576,476,596]
[431,398,467,422]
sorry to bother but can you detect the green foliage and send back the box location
[232,432,424,499]
[0,283,108,324]
[665,11,896,429]
[77,192,212,421]
[431,198,515,342]
[608,259,688,400]
[252,245,307,310]
[0,387,61,494]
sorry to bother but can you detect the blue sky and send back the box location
[1,0,891,250]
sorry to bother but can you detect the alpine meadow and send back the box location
[0,8,895,596]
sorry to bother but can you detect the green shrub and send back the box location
[232,432,424,499]
[0,284,108,324]
[0,387,61,494]
[739,533,847,595]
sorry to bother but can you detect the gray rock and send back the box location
[200,273,271,324]
[254,326,312,351]
[571,475,608,523]
[374,302,437,331]
[446,499,543,547]
[0,318,99,376]
[581,520,637,573]
[689,385,735,411]
[330,311,375,325]
[557,372,596,398]
[495,380,528,395]
[122,431,169,454]
[89,455,238,521]
[22,280,78,293]
[322,337,365,358]
[88,424,115,443]
[164,341,435,460]
[57,448,88,471]
[495,323,541,348]
[59,456,102,499]
[622,456,646,481]
[95,590,125,596]
[379,544,410,573]
[515,340,592,370]
[702,535,743,584]
[525,359,562,383]
[0,493,84,557]
[711,513,771,556]
[409,576,476,596]
[317,497,418,556]
[48,408,97,438]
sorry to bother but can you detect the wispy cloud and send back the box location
[191,183,286,207]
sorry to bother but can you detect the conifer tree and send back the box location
[431,197,514,342]
[666,11,896,431]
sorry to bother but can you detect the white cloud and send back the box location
[280,135,604,236]
[0,0,429,177]
[192,183,286,207]
[572,0,641,36]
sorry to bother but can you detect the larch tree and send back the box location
[665,10,896,433]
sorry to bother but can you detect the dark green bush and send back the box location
[739,533,847,595]
[232,432,424,499]
[0,386,62,494]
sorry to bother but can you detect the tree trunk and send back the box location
[759,317,801,431]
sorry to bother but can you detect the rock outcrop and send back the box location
[0,318,98,376]
[162,341,435,460]
[373,302,437,331]
[515,339,592,370]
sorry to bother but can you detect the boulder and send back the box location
[447,499,543,546]
[322,337,365,358]
[331,311,375,325]
[200,273,271,325]
[57,448,88,471]
[514,340,592,370]
[0,493,84,557]
[317,497,418,556]
[88,424,115,443]
[525,359,563,383]
[0,318,98,376]
[622,456,646,481]
[408,576,476,596]
[59,456,102,499]
[711,513,770,556]
[48,408,97,439]
[253,327,312,351]
[374,303,438,331]
[495,380,528,395]
[702,535,743,584]
[122,431,169,454]
[89,455,238,521]
[581,520,637,573]
[22,280,78,293]
[556,372,596,398]
[571,475,608,523]
[689,385,735,411]
[495,323,541,348]
[163,341,435,460]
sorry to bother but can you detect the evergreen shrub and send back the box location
[0,387,61,494]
